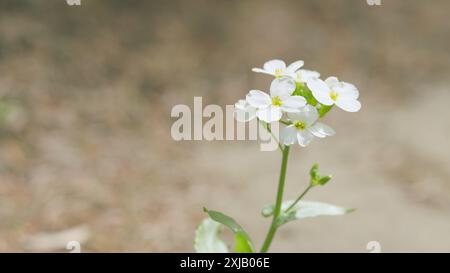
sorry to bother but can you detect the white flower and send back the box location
[306,76,361,112]
[281,105,335,147]
[234,99,257,122]
[252,59,304,78]
[246,77,307,123]
[294,69,320,83]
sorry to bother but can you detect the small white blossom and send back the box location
[281,105,335,147]
[246,77,306,123]
[294,69,320,83]
[307,76,361,112]
[234,99,257,122]
[252,59,304,78]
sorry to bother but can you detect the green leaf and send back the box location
[194,218,229,253]
[234,232,254,253]
[203,208,255,253]
[262,200,354,226]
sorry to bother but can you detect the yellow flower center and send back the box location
[274,68,284,78]
[271,96,283,107]
[330,91,339,101]
[294,121,306,131]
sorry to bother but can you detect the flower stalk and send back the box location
[260,146,290,253]
[284,184,313,214]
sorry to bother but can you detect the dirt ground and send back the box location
[0,0,450,252]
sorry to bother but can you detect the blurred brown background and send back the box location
[0,0,449,252]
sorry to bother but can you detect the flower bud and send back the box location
[309,163,319,180]
[318,175,332,186]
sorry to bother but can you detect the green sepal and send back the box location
[317,104,334,117]
[293,82,318,106]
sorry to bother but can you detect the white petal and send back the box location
[284,72,298,79]
[335,97,361,112]
[256,106,283,123]
[263,59,286,74]
[309,122,335,138]
[234,101,257,122]
[286,111,302,121]
[280,125,297,145]
[295,69,320,83]
[234,99,248,110]
[325,76,340,88]
[297,130,314,147]
[270,77,296,98]
[286,60,304,73]
[287,105,318,126]
[246,90,271,108]
[306,78,334,106]
[280,96,307,112]
[251,68,274,76]
[335,82,359,99]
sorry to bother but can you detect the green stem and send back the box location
[260,146,290,253]
[284,184,313,214]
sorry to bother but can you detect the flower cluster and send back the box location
[235,59,361,147]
